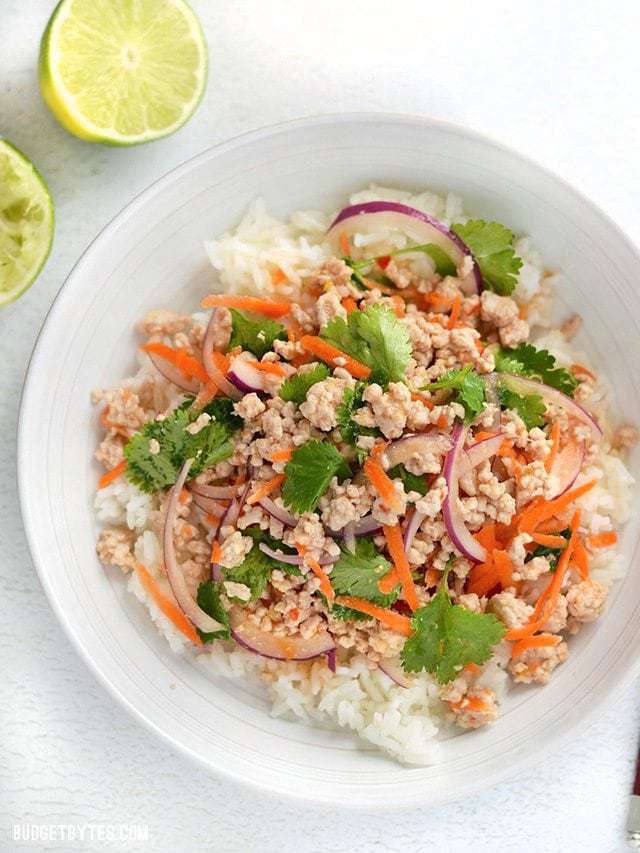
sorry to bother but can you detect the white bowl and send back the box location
[18,114,640,808]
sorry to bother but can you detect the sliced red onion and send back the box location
[220,478,252,529]
[442,423,487,563]
[163,459,226,634]
[378,657,412,688]
[202,310,241,399]
[227,358,266,394]
[145,349,200,394]
[461,433,505,473]
[403,510,426,552]
[326,648,337,673]
[258,496,297,528]
[343,521,356,554]
[549,442,585,499]
[257,542,335,567]
[189,491,226,517]
[211,563,223,581]
[497,373,602,441]
[327,201,481,294]
[384,432,452,469]
[189,482,237,500]
[230,608,335,661]
[333,514,381,538]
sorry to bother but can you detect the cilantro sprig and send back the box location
[401,565,506,682]
[330,538,399,620]
[451,220,523,296]
[228,308,287,359]
[347,242,457,278]
[196,581,231,643]
[498,384,546,429]
[336,381,380,463]
[282,440,351,514]
[321,304,411,386]
[279,363,329,404]
[124,401,237,493]
[422,365,485,422]
[494,343,579,397]
[222,530,299,601]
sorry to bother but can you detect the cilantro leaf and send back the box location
[282,440,351,514]
[279,363,329,404]
[200,396,243,430]
[228,308,287,359]
[388,464,429,496]
[222,545,274,601]
[495,343,578,397]
[196,581,231,643]
[391,243,457,277]
[243,527,302,576]
[124,401,238,493]
[401,568,506,682]
[422,364,485,422]
[452,220,522,296]
[336,381,380,463]
[330,538,399,605]
[498,384,546,429]
[528,528,571,570]
[321,305,411,386]
[330,603,370,621]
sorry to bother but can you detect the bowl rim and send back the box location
[17,111,640,809]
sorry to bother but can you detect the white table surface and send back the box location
[2,1,640,850]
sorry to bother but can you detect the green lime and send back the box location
[39,0,208,146]
[0,140,54,306]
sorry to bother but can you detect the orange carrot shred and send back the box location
[586,531,618,548]
[201,294,291,318]
[247,360,288,377]
[295,544,334,602]
[334,596,412,636]
[299,335,371,380]
[270,266,287,286]
[545,422,561,472]
[511,634,560,658]
[98,459,127,489]
[339,232,351,256]
[134,562,202,646]
[141,342,209,384]
[246,474,285,505]
[363,454,401,512]
[447,294,462,329]
[572,538,589,579]
[424,568,440,588]
[530,532,568,549]
[571,363,597,381]
[270,447,293,463]
[341,297,358,314]
[410,391,435,410]
[517,480,596,534]
[211,541,222,563]
[382,524,419,611]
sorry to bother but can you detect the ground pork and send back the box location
[315,288,347,327]
[362,382,412,439]
[218,531,252,569]
[135,309,190,338]
[488,591,533,629]
[480,291,529,347]
[96,527,135,573]
[299,377,350,431]
[566,579,608,622]
[508,639,568,684]
[446,688,499,729]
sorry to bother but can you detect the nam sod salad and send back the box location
[94,186,636,765]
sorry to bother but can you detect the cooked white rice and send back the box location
[95,184,635,764]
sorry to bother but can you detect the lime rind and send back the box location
[0,140,54,306]
[39,0,208,147]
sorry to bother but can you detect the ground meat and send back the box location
[612,425,639,450]
[488,591,533,629]
[480,291,529,347]
[508,639,568,684]
[96,527,136,573]
[319,479,372,531]
[384,259,418,290]
[309,257,354,290]
[516,460,558,506]
[566,579,608,622]
[443,686,499,729]
[234,393,266,422]
[560,314,582,340]
[507,533,533,569]
[372,479,408,526]
[315,288,347,327]
[457,593,485,612]
[135,308,190,338]
[223,581,251,602]
[218,531,252,569]
[300,377,350,431]
[415,477,448,518]
[542,594,568,633]
[95,432,126,469]
[205,307,232,349]
[328,615,405,663]
[362,382,412,439]
[513,555,551,582]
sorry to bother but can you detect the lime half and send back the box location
[0,141,54,306]
[39,0,208,146]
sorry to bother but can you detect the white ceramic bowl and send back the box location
[18,114,640,808]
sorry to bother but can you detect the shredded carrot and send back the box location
[100,406,129,438]
[201,294,291,318]
[210,350,230,374]
[339,232,351,256]
[517,480,596,534]
[425,292,454,308]
[363,453,402,512]
[472,431,499,444]
[141,342,209,384]
[530,532,568,549]
[410,391,435,410]
[334,596,412,636]
[463,662,481,675]
[492,549,514,587]
[193,380,219,408]
[436,413,448,429]
[270,266,287,286]
[359,276,395,295]
[571,363,597,382]
[447,294,462,329]
[341,297,358,314]
[545,422,561,472]
[246,474,285,506]
[299,335,371,380]
[532,517,567,535]
[211,541,222,563]
[586,531,618,549]
[450,694,488,712]
[424,568,440,588]
[134,562,202,646]
[295,544,334,602]
[518,303,529,320]
[511,634,560,658]
[381,524,419,611]
[98,459,127,489]
[466,557,502,597]
[475,523,497,550]
[247,360,288,377]
[179,489,190,505]
[285,318,303,343]
[474,338,485,353]
[572,538,589,579]
[270,447,292,463]
[391,293,406,318]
